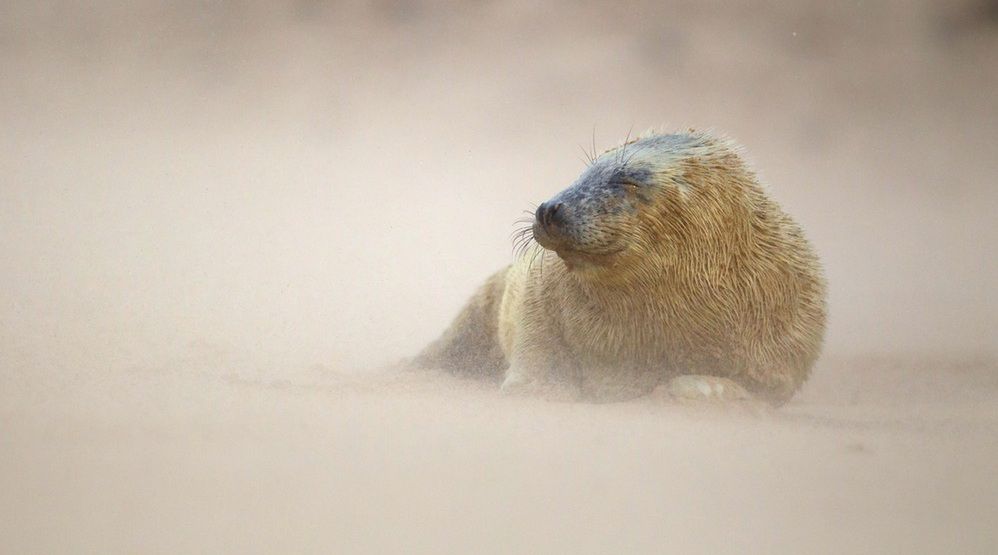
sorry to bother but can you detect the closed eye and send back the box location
[610,179,641,192]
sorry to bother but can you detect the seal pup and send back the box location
[413,131,826,406]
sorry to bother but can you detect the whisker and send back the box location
[520,241,540,267]
[591,124,597,165]
[513,204,543,261]
[513,233,532,249]
[512,227,537,258]
[618,125,635,164]
[528,242,543,271]
[510,233,532,246]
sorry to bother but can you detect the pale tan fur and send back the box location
[414,131,826,406]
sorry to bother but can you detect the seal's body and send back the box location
[414,131,826,405]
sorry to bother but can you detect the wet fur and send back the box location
[413,131,827,406]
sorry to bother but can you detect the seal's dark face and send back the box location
[532,157,657,269]
[527,133,709,271]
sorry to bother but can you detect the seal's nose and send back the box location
[535,201,565,230]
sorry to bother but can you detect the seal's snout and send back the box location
[533,200,570,250]
[535,201,566,231]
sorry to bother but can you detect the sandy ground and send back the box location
[2,2,997,553]
[2,356,997,553]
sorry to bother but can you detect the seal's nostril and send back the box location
[536,201,566,229]
[549,203,564,226]
[535,202,549,226]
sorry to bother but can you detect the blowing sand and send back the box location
[2,355,997,553]
[2,2,996,553]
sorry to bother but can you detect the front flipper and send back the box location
[660,375,771,413]
[666,375,753,401]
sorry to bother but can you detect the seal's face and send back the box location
[532,136,686,271]
[532,167,644,268]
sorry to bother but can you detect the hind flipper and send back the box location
[409,267,509,381]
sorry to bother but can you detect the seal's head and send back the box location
[532,132,732,275]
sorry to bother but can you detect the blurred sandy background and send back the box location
[1,1,996,553]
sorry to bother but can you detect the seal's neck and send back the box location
[564,254,673,295]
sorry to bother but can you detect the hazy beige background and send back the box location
[1,1,996,553]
